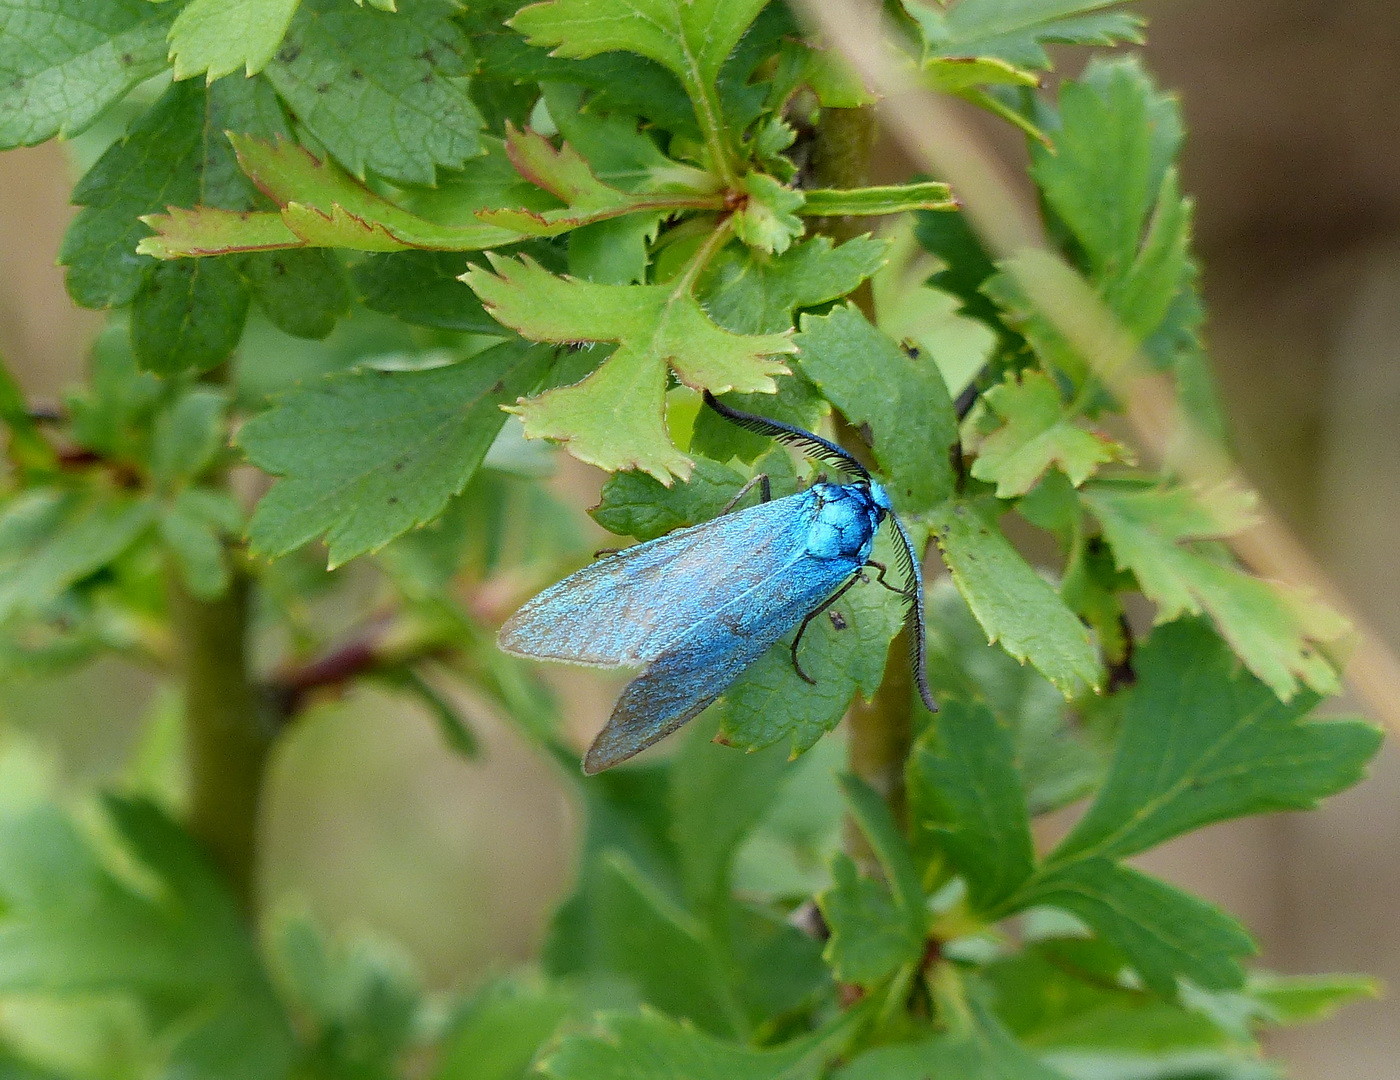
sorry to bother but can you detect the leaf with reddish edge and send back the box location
[476,125,723,237]
[137,208,300,259]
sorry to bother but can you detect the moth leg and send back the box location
[720,472,771,515]
[865,559,914,598]
[789,572,864,684]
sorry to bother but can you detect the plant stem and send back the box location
[169,563,272,911]
[809,107,918,837]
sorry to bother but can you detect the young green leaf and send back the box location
[1017,859,1256,996]
[701,234,889,335]
[151,387,228,490]
[910,699,1036,913]
[538,1010,816,1080]
[160,488,239,600]
[463,254,795,481]
[168,0,301,81]
[1082,481,1350,698]
[926,500,1101,697]
[0,0,176,148]
[968,370,1129,497]
[238,340,554,566]
[795,305,958,512]
[733,172,806,254]
[263,0,483,185]
[818,853,921,988]
[1051,619,1381,865]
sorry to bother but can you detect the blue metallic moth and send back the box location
[499,392,936,773]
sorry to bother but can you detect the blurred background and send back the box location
[1,0,1397,1075]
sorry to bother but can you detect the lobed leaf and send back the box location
[795,305,958,512]
[168,0,301,81]
[1082,480,1350,698]
[912,0,1145,71]
[968,369,1130,497]
[263,0,483,185]
[926,500,1101,696]
[464,254,795,481]
[818,854,920,987]
[591,459,747,542]
[0,0,176,148]
[239,340,554,566]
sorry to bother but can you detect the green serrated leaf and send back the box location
[1245,972,1380,1027]
[910,699,1035,913]
[352,252,501,332]
[243,248,351,340]
[160,490,231,600]
[591,459,747,541]
[464,254,795,481]
[1019,859,1256,996]
[801,183,956,217]
[818,853,920,988]
[239,340,553,566]
[1052,619,1381,864]
[434,975,576,1080]
[263,0,483,184]
[927,500,1100,696]
[539,1009,816,1080]
[1082,480,1350,698]
[912,0,1145,70]
[0,0,177,148]
[796,304,957,512]
[734,173,805,254]
[969,370,1129,497]
[168,0,301,81]
[131,256,251,375]
[702,235,889,335]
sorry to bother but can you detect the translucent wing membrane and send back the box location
[890,513,936,713]
[499,490,822,666]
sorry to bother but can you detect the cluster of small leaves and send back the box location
[0,0,1384,1077]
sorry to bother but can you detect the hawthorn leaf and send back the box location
[800,182,956,217]
[142,136,523,258]
[1017,859,1256,997]
[926,500,1101,697]
[434,976,577,1080]
[969,370,1129,497]
[1082,480,1350,698]
[131,256,251,375]
[1246,973,1380,1027]
[1051,619,1382,865]
[909,699,1036,914]
[510,0,770,99]
[818,854,919,987]
[168,0,301,81]
[263,0,483,185]
[242,248,352,340]
[463,254,795,481]
[353,252,501,332]
[0,0,176,148]
[795,305,958,512]
[733,172,805,255]
[591,459,747,542]
[912,0,1145,70]
[538,1010,816,1080]
[701,234,889,335]
[239,340,553,566]
[150,386,228,490]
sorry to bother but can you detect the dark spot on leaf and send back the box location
[272,259,287,276]
[421,73,435,84]
[120,53,134,66]
[388,495,399,504]
[392,460,405,471]
[490,379,505,393]
[829,610,847,631]
[350,68,363,79]
[10,77,23,90]
[277,44,302,63]
[315,82,330,94]
[419,48,435,63]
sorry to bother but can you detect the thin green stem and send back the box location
[682,73,740,189]
[169,555,273,911]
[673,214,735,297]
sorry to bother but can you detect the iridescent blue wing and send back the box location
[582,551,860,773]
[498,489,821,666]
